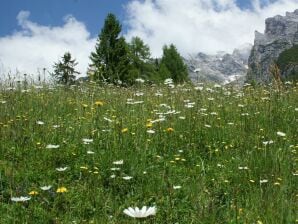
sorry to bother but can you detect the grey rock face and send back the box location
[184,44,252,84]
[247,9,298,83]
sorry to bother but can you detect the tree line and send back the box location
[52,13,188,86]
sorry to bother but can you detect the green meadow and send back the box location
[0,82,297,223]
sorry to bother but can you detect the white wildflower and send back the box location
[87,150,95,154]
[147,130,155,134]
[46,144,60,149]
[135,78,145,83]
[56,167,68,172]
[110,167,120,171]
[113,160,124,165]
[260,179,268,184]
[11,196,31,202]
[82,138,93,144]
[123,206,156,218]
[262,140,274,146]
[277,131,286,137]
[40,185,52,191]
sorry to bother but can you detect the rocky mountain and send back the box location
[247,9,298,83]
[184,44,252,84]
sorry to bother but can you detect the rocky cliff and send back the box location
[184,44,251,84]
[247,9,298,83]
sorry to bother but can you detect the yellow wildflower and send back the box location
[166,127,174,132]
[94,101,104,106]
[121,128,128,133]
[146,123,153,128]
[29,191,38,196]
[56,187,68,193]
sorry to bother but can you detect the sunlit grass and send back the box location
[0,81,297,223]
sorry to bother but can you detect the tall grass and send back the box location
[0,82,297,223]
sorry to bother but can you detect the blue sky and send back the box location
[0,0,128,37]
[0,0,297,78]
[1,0,255,37]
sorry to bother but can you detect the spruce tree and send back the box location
[160,44,188,83]
[52,52,80,85]
[90,13,130,84]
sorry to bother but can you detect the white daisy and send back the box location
[262,140,274,145]
[113,160,124,165]
[123,206,156,218]
[56,167,68,172]
[11,196,31,202]
[147,130,155,134]
[46,144,60,149]
[40,185,52,191]
[122,176,133,180]
[110,167,120,171]
[36,121,44,125]
[87,150,95,154]
[260,179,268,184]
[277,131,286,137]
[82,138,93,144]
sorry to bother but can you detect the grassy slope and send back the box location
[0,82,297,223]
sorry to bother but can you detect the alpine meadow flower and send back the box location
[135,78,145,83]
[122,176,133,180]
[46,144,60,149]
[123,206,156,218]
[113,160,124,165]
[56,187,68,193]
[121,128,128,133]
[260,179,268,184]
[56,167,68,172]
[11,196,31,202]
[29,191,38,196]
[147,129,155,134]
[82,138,93,144]
[277,131,286,137]
[262,140,274,145]
[87,150,95,154]
[95,100,104,106]
[166,127,174,133]
[40,185,52,191]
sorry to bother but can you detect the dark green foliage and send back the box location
[89,14,189,85]
[129,36,151,62]
[128,36,166,83]
[52,52,80,85]
[160,44,189,83]
[276,45,298,81]
[158,63,171,81]
[89,13,130,84]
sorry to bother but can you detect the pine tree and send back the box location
[89,13,130,84]
[52,52,80,85]
[160,44,188,83]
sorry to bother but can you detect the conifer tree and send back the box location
[89,13,130,84]
[52,52,80,85]
[160,44,188,83]
[129,36,153,80]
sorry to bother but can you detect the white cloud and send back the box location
[124,0,298,57]
[0,11,96,81]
